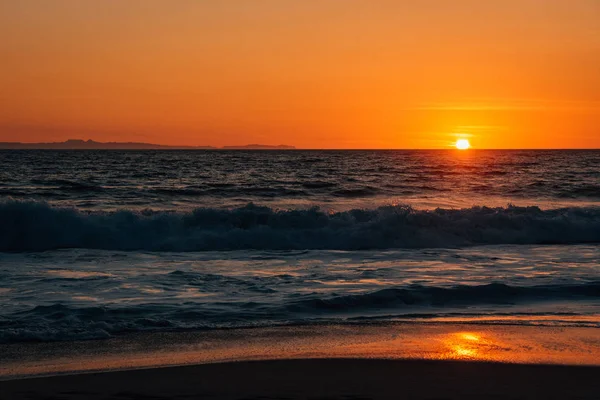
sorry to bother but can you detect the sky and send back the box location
[1,1,599,149]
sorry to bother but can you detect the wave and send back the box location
[152,187,310,197]
[30,179,104,192]
[558,185,600,199]
[1,282,598,342]
[1,201,600,252]
[301,181,337,189]
[288,282,600,312]
[331,187,381,197]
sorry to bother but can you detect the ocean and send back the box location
[1,150,599,343]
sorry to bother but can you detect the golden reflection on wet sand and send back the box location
[1,323,599,379]
[439,332,493,360]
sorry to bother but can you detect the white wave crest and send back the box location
[1,201,600,252]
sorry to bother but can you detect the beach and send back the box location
[3,358,600,400]
[2,323,600,398]
[1,150,599,398]
[3,0,600,397]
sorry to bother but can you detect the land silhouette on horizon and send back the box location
[0,139,295,150]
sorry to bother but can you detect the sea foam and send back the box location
[2,282,598,343]
[1,201,600,252]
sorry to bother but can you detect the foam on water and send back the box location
[1,150,599,343]
[1,201,599,252]
[1,246,598,342]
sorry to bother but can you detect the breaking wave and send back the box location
[1,201,600,252]
[1,282,598,343]
[288,282,600,312]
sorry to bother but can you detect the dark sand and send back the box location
[2,359,600,400]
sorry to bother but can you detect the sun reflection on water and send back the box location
[441,332,492,360]
[452,345,477,358]
[4,325,600,378]
[460,333,480,342]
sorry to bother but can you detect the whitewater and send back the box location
[2,202,600,252]
[0,150,599,343]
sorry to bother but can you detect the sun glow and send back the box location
[455,139,471,150]
[460,333,481,342]
[442,332,487,360]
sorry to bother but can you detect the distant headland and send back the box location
[0,139,296,150]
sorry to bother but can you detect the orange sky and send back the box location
[1,1,599,148]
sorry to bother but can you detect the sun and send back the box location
[455,139,470,150]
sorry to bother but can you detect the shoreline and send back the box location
[2,322,599,381]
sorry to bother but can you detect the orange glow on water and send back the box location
[3,324,599,379]
[453,346,477,358]
[460,333,481,342]
[442,332,489,360]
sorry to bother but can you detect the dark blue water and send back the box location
[1,150,599,211]
[1,150,599,343]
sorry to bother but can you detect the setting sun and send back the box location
[455,139,471,150]
[1,2,600,399]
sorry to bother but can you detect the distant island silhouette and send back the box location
[0,139,295,150]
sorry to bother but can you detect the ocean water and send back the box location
[0,150,599,343]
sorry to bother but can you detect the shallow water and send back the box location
[1,246,598,342]
[2,324,600,379]
[1,150,599,344]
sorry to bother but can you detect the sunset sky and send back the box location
[1,1,599,149]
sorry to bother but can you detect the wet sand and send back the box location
[1,323,599,399]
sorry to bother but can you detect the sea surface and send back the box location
[0,150,599,343]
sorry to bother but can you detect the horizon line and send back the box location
[2,148,599,151]
[0,139,598,151]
